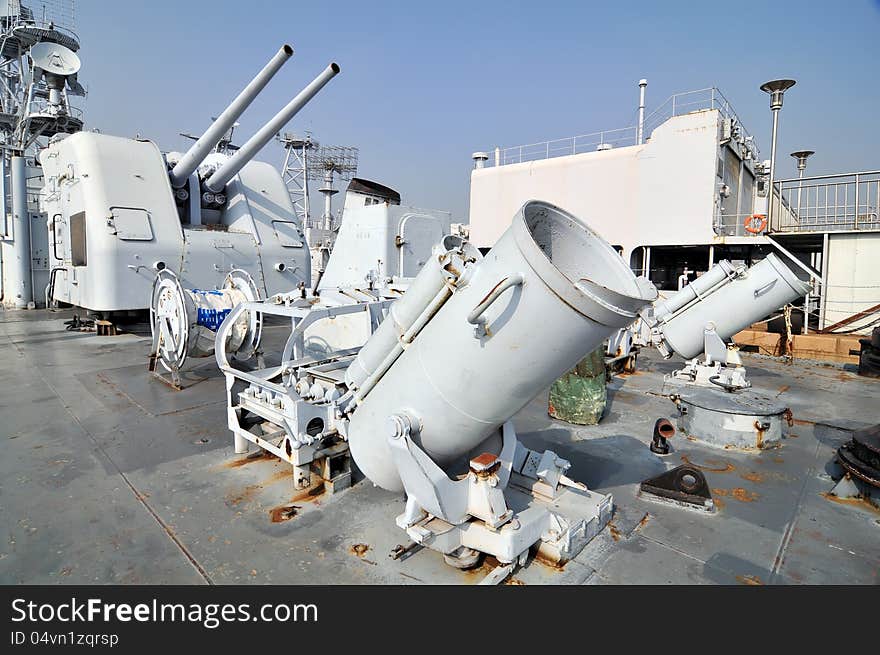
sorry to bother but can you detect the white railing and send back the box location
[771,171,880,232]
[641,87,757,151]
[479,86,758,168]
[493,126,639,166]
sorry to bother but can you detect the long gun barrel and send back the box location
[168,44,294,188]
[205,62,340,192]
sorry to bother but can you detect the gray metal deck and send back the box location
[1,308,877,584]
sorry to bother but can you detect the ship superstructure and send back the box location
[469,83,879,336]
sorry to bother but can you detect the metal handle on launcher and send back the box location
[753,279,777,298]
[467,273,525,335]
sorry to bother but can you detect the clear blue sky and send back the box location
[76,0,880,221]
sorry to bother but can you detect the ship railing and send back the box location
[641,87,756,151]
[1,0,78,43]
[491,126,639,167]
[20,95,84,122]
[771,171,880,233]
[479,86,757,168]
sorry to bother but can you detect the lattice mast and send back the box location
[278,131,317,227]
[0,0,84,154]
[0,1,84,308]
[309,144,358,230]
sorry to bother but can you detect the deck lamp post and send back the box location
[760,79,796,228]
[790,149,815,219]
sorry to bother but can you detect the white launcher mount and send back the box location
[215,202,657,581]
[637,253,812,393]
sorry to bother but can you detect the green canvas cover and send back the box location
[548,347,607,425]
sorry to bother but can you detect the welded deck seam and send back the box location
[1,325,215,585]
[636,533,708,565]
[94,371,224,418]
[768,438,822,584]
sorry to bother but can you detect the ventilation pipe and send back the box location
[637,78,647,145]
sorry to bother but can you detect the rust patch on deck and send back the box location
[268,505,300,522]
[226,468,293,507]
[223,451,275,468]
[821,492,880,516]
[681,455,734,473]
[226,484,261,507]
[350,543,370,557]
[616,370,641,377]
[732,488,759,502]
[266,480,327,523]
[736,574,763,586]
[608,523,622,542]
[290,481,326,503]
[740,471,764,484]
[532,550,566,572]
[713,487,759,502]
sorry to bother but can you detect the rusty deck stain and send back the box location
[713,488,760,502]
[265,480,327,523]
[732,488,760,502]
[350,543,370,557]
[608,523,622,542]
[222,451,275,468]
[226,468,293,507]
[268,504,300,522]
[821,492,880,516]
[736,574,764,585]
[681,454,734,473]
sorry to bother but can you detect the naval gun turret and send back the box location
[41,44,339,317]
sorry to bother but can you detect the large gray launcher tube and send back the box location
[344,235,479,392]
[652,259,738,321]
[657,253,811,359]
[205,63,340,192]
[347,200,658,492]
[169,45,294,188]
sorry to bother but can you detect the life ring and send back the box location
[744,214,767,234]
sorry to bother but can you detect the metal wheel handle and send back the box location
[467,273,525,331]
